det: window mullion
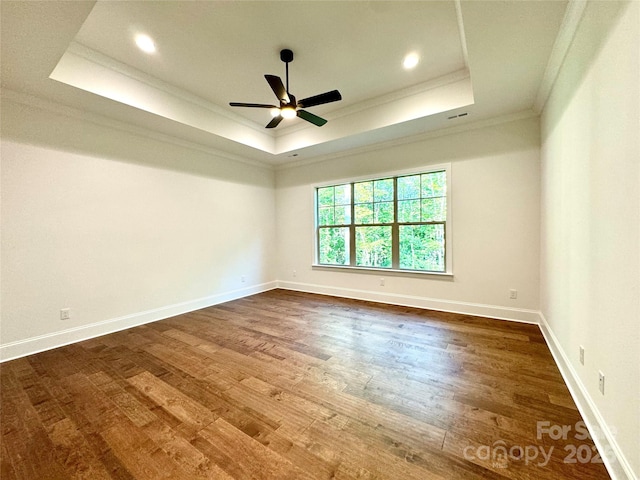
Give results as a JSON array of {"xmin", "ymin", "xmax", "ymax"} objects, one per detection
[
  {"xmin": 349, "ymin": 183, "xmax": 356, "ymax": 266},
  {"xmin": 316, "ymin": 192, "xmax": 320, "ymax": 264},
  {"xmin": 392, "ymin": 177, "xmax": 399, "ymax": 269}
]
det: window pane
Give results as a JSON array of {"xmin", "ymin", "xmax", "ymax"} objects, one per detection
[
  {"xmin": 335, "ymin": 184, "xmax": 351, "ymax": 205},
  {"xmin": 421, "ymin": 171, "xmax": 446, "ymax": 198},
  {"xmin": 421, "ymin": 197, "xmax": 446, "ymax": 222},
  {"xmin": 354, "ymin": 203, "xmax": 373, "ymax": 224},
  {"xmin": 318, "ymin": 207, "xmax": 335, "ymax": 226},
  {"xmin": 398, "ymin": 175, "xmax": 420, "ymax": 200},
  {"xmin": 399, "ymin": 224, "xmax": 445, "ymax": 271},
  {"xmin": 356, "ymin": 226, "xmax": 392, "ymax": 268},
  {"xmin": 354, "ymin": 181, "xmax": 373, "ymax": 204},
  {"xmin": 374, "ymin": 178, "xmax": 394, "ymax": 202},
  {"xmin": 334, "ymin": 205, "xmax": 351, "ymax": 225},
  {"xmin": 398, "ymin": 199, "xmax": 420, "ymax": 223},
  {"xmin": 374, "ymin": 201, "xmax": 394, "ymax": 223},
  {"xmin": 318, "ymin": 227, "xmax": 349, "ymax": 265},
  {"xmin": 318, "ymin": 187, "xmax": 334, "ymax": 207},
  {"xmin": 316, "ymin": 169, "xmax": 448, "ymax": 272}
]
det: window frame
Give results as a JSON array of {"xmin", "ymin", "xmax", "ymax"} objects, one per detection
[{"xmin": 313, "ymin": 163, "xmax": 453, "ymax": 276}]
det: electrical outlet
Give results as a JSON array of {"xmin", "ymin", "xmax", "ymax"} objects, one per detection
[
  {"xmin": 380, "ymin": 277, "xmax": 385, "ymax": 286},
  {"xmin": 241, "ymin": 275, "xmax": 246, "ymax": 283},
  {"xmin": 60, "ymin": 308, "xmax": 71, "ymax": 321},
  {"xmin": 509, "ymin": 289, "xmax": 518, "ymax": 300},
  {"xmin": 293, "ymin": 269, "xmax": 297, "ymax": 277},
  {"xmin": 598, "ymin": 371, "xmax": 605, "ymax": 395},
  {"xmin": 579, "ymin": 345, "xmax": 585, "ymax": 365}
]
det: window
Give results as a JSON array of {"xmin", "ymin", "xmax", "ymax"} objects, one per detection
[{"xmin": 315, "ymin": 167, "xmax": 450, "ymax": 273}]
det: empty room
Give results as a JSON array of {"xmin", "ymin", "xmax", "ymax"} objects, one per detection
[{"xmin": 1, "ymin": 1, "xmax": 638, "ymax": 479}]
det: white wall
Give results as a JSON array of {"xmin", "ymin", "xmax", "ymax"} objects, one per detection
[
  {"xmin": 276, "ymin": 116, "xmax": 541, "ymax": 321},
  {"xmin": 540, "ymin": 1, "xmax": 639, "ymax": 478},
  {"xmin": 0, "ymin": 98, "xmax": 277, "ymax": 359}
]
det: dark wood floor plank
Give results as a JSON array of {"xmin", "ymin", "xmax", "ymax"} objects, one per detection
[
  {"xmin": 199, "ymin": 417, "xmax": 317, "ymax": 480},
  {"xmin": 140, "ymin": 418, "xmax": 235, "ymax": 479},
  {"xmin": 0, "ymin": 363, "xmax": 70, "ymax": 479},
  {"xmin": 296, "ymin": 417, "xmax": 446, "ymax": 480},
  {"xmin": 100, "ymin": 422, "xmax": 182, "ymax": 480},
  {"xmin": 0, "ymin": 289, "xmax": 610, "ymax": 479},
  {"xmin": 46, "ymin": 417, "xmax": 114, "ymax": 480},
  {"xmin": 126, "ymin": 371, "xmax": 216, "ymax": 432}
]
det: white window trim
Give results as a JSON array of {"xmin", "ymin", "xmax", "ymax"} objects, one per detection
[{"xmin": 312, "ymin": 163, "xmax": 453, "ymax": 276}]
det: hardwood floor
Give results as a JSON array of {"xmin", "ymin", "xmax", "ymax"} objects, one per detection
[{"xmin": 1, "ymin": 289, "xmax": 610, "ymax": 479}]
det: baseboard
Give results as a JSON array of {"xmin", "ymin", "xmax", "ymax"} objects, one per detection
[
  {"xmin": 3, "ymin": 280, "xmax": 634, "ymax": 480},
  {"xmin": 0, "ymin": 281, "xmax": 278, "ymax": 363},
  {"xmin": 2, "ymin": 280, "xmax": 634, "ymax": 479},
  {"xmin": 538, "ymin": 313, "xmax": 637, "ymax": 480},
  {"xmin": 276, "ymin": 280, "xmax": 541, "ymax": 324},
  {"xmin": 277, "ymin": 280, "xmax": 636, "ymax": 479}
]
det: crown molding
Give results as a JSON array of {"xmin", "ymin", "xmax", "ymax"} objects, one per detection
[
  {"xmin": 276, "ymin": 109, "xmax": 538, "ymax": 171},
  {"xmin": 2, "ymin": 88, "xmax": 536, "ymax": 174},
  {"xmin": 454, "ymin": 0, "xmax": 470, "ymax": 69},
  {"xmin": 68, "ymin": 42, "xmax": 268, "ymax": 135},
  {"xmin": 0, "ymin": 88, "xmax": 275, "ymax": 171},
  {"xmin": 533, "ymin": 0, "xmax": 588, "ymax": 114},
  {"xmin": 276, "ymin": 68, "xmax": 471, "ymax": 137}
]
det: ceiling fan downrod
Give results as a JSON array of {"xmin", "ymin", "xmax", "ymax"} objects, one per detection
[{"xmin": 280, "ymin": 49, "xmax": 294, "ymax": 94}]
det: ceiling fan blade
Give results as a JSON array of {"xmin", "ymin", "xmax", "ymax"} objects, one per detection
[
  {"xmin": 298, "ymin": 90, "xmax": 342, "ymax": 108},
  {"xmin": 297, "ymin": 109, "xmax": 327, "ymax": 127},
  {"xmin": 265, "ymin": 115, "xmax": 283, "ymax": 129},
  {"xmin": 265, "ymin": 75, "xmax": 290, "ymax": 104},
  {"xmin": 229, "ymin": 102, "xmax": 277, "ymax": 108}
]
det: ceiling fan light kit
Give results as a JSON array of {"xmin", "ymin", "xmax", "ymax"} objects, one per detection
[
  {"xmin": 229, "ymin": 49, "xmax": 342, "ymax": 129},
  {"xmin": 280, "ymin": 107, "xmax": 297, "ymax": 119}
]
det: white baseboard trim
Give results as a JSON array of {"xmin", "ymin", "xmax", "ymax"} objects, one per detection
[
  {"xmin": 538, "ymin": 313, "xmax": 637, "ymax": 480},
  {"xmin": 2, "ymin": 281, "xmax": 635, "ymax": 479},
  {"xmin": 276, "ymin": 280, "xmax": 541, "ymax": 324},
  {"xmin": 0, "ymin": 281, "xmax": 278, "ymax": 363}
]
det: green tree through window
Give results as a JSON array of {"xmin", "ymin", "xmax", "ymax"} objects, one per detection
[{"xmin": 316, "ymin": 169, "xmax": 448, "ymax": 272}]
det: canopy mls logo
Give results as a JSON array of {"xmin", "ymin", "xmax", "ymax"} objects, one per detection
[
  {"xmin": 463, "ymin": 440, "xmax": 554, "ymax": 469},
  {"xmin": 462, "ymin": 420, "xmax": 617, "ymax": 469}
]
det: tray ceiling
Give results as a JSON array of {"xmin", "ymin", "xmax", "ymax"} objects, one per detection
[{"xmin": 1, "ymin": 1, "xmax": 569, "ymax": 165}]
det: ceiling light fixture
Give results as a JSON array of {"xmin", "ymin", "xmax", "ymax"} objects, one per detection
[
  {"xmin": 229, "ymin": 49, "xmax": 342, "ymax": 129},
  {"xmin": 403, "ymin": 52, "xmax": 419, "ymax": 70},
  {"xmin": 135, "ymin": 34, "xmax": 156, "ymax": 54},
  {"xmin": 280, "ymin": 106, "xmax": 297, "ymax": 119}
]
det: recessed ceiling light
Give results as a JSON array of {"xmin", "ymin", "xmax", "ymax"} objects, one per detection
[
  {"xmin": 135, "ymin": 34, "xmax": 156, "ymax": 54},
  {"xmin": 403, "ymin": 52, "xmax": 419, "ymax": 70}
]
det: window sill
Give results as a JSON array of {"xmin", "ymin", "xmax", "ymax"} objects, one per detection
[{"xmin": 311, "ymin": 264, "xmax": 453, "ymax": 279}]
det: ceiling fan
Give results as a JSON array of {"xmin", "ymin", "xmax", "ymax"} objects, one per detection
[{"xmin": 229, "ymin": 49, "xmax": 342, "ymax": 129}]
